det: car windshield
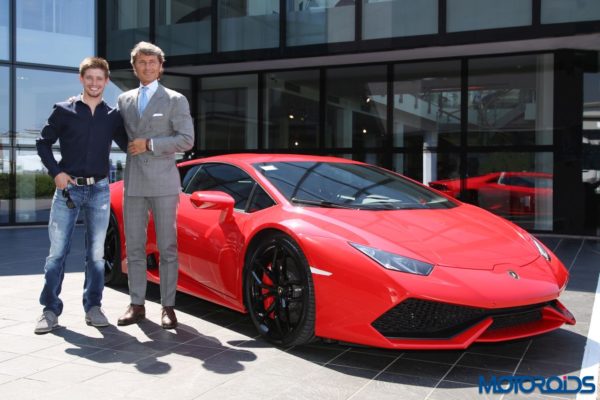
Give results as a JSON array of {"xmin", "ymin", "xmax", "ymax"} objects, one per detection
[{"xmin": 254, "ymin": 161, "xmax": 457, "ymax": 210}]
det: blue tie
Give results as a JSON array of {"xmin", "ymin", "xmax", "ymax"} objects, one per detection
[{"xmin": 138, "ymin": 86, "xmax": 148, "ymax": 115}]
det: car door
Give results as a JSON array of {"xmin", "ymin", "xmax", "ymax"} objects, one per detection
[{"xmin": 178, "ymin": 163, "xmax": 255, "ymax": 298}]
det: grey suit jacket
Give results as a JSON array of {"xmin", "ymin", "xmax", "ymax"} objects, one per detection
[{"xmin": 118, "ymin": 84, "xmax": 194, "ymax": 197}]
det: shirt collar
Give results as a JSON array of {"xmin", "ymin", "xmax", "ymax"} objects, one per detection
[
  {"xmin": 139, "ymin": 80, "xmax": 159, "ymax": 96},
  {"xmin": 76, "ymin": 94, "xmax": 107, "ymax": 108}
]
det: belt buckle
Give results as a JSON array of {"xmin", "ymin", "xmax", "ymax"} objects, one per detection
[{"xmin": 73, "ymin": 176, "xmax": 92, "ymax": 186}]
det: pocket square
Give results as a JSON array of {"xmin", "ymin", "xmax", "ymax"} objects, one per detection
[{"xmin": 152, "ymin": 113, "xmax": 163, "ymax": 117}]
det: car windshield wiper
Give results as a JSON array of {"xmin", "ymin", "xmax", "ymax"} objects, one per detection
[
  {"xmin": 360, "ymin": 201, "xmax": 428, "ymax": 210},
  {"xmin": 290, "ymin": 197, "xmax": 357, "ymax": 209}
]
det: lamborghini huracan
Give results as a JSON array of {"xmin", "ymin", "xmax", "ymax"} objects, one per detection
[{"xmin": 104, "ymin": 154, "xmax": 575, "ymax": 349}]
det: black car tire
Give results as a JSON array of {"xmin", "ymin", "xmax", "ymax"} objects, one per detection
[
  {"xmin": 244, "ymin": 233, "xmax": 315, "ymax": 347},
  {"xmin": 104, "ymin": 212, "xmax": 127, "ymax": 286}
]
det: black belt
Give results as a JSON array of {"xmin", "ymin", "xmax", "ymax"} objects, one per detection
[{"xmin": 71, "ymin": 176, "xmax": 106, "ymax": 186}]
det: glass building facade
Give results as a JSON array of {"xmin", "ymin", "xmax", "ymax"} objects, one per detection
[
  {"xmin": 1, "ymin": 0, "xmax": 126, "ymax": 225},
  {"xmin": 2, "ymin": 1, "xmax": 600, "ymax": 237}
]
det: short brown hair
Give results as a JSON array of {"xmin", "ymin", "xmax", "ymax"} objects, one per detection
[
  {"xmin": 130, "ymin": 41, "xmax": 165, "ymax": 66},
  {"xmin": 79, "ymin": 57, "xmax": 110, "ymax": 78}
]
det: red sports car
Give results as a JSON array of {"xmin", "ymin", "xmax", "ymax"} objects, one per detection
[
  {"xmin": 429, "ymin": 171, "xmax": 552, "ymax": 219},
  {"xmin": 104, "ymin": 154, "xmax": 574, "ymax": 350}
]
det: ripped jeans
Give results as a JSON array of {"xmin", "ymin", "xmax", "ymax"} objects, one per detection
[{"xmin": 39, "ymin": 178, "xmax": 110, "ymax": 315}]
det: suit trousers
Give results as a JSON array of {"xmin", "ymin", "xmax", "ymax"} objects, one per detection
[{"xmin": 124, "ymin": 194, "xmax": 179, "ymax": 306}]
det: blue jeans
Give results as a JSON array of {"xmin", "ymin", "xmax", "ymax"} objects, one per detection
[{"xmin": 39, "ymin": 178, "xmax": 110, "ymax": 315}]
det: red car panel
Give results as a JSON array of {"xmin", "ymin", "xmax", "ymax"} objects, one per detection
[{"xmin": 105, "ymin": 154, "xmax": 574, "ymax": 349}]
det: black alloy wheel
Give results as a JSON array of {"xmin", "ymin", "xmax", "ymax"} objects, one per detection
[
  {"xmin": 104, "ymin": 213, "xmax": 127, "ymax": 286},
  {"xmin": 244, "ymin": 233, "xmax": 315, "ymax": 347}
]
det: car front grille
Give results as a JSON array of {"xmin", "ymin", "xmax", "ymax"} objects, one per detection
[{"xmin": 372, "ymin": 298, "xmax": 550, "ymax": 339}]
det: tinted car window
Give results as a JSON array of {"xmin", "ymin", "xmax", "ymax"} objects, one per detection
[
  {"xmin": 247, "ymin": 185, "xmax": 275, "ymax": 212},
  {"xmin": 185, "ymin": 163, "xmax": 255, "ymax": 210},
  {"xmin": 254, "ymin": 161, "xmax": 456, "ymax": 210},
  {"xmin": 503, "ymin": 176, "xmax": 534, "ymax": 188},
  {"xmin": 180, "ymin": 164, "xmax": 202, "ymax": 190}
]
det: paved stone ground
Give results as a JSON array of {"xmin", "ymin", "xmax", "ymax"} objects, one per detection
[{"xmin": 0, "ymin": 227, "xmax": 597, "ymax": 400}]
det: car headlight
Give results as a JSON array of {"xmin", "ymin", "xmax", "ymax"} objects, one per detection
[
  {"xmin": 350, "ymin": 243, "xmax": 433, "ymax": 276},
  {"xmin": 530, "ymin": 235, "xmax": 551, "ymax": 262}
]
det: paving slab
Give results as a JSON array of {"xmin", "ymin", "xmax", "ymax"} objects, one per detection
[{"xmin": 0, "ymin": 227, "xmax": 597, "ymax": 400}]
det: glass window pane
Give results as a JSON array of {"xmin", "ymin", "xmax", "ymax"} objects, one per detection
[
  {"xmin": 219, "ymin": 0, "xmax": 279, "ymax": 51},
  {"xmin": 454, "ymin": 152, "xmax": 553, "ymax": 231},
  {"xmin": 16, "ymin": 149, "xmax": 59, "ymax": 223},
  {"xmin": 468, "ymin": 54, "xmax": 554, "ymax": 146},
  {"xmin": 582, "ymin": 72, "xmax": 600, "ymax": 236},
  {"xmin": 156, "ymin": 0, "xmax": 211, "ymax": 56},
  {"xmin": 264, "ymin": 69, "xmax": 320, "ymax": 150},
  {"xmin": 108, "ymin": 151, "xmax": 127, "ymax": 183},
  {"xmin": 395, "ymin": 152, "xmax": 461, "ymax": 186},
  {"xmin": 16, "ymin": 0, "xmax": 94, "ymax": 66},
  {"xmin": 542, "ymin": 0, "xmax": 600, "ymax": 24},
  {"xmin": 0, "ymin": 148, "xmax": 9, "ymax": 223},
  {"xmin": 447, "ymin": 0, "xmax": 531, "ymax": 32},
  {"xmin": 394, "ymin": 61, "xmax": 461, "ymax": 152},
  {"xmin": 325, "ymin": 65, "xmax": 387, "ymax": 150},
  {"xmin": 199, "ymin": 74, "xmax": 258, "ymax": 151},
  {"xmin": 106, "ymin": 0, "xmax": 150, "ymax": 61},
  {"xmin": 0, "ymin": 0, "xmax": 8, "ymax": 60},
  {"xmin": 287, "ymin": 0, "xmax": 355, "ymax": 46},
  {"xmin": 16, "ymin": 68, "xmax": 82, "ymax": 145},
  {"xmin": 363, "ymin": 0, "xmax": 437, "ymax": 40},
  {"xmin": 0, "ymin": 66, "xmax": 8, "ymax": 145}
]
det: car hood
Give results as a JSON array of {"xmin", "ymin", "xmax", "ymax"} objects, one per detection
[{"xmin": 291, "ymin": 203, "xmax": 539, "ymax": 270}]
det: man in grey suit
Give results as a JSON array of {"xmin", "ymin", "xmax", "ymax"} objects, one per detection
[{"xmin": 117, "ymin": 42, "xmax": 194, "ymax": 329}]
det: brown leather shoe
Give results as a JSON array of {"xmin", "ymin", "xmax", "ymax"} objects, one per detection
[
  {"xmin": 117, "ymin": 304, "xmax": 145, "ymax": 326},
  {"xmin": 161, "ymin": 306, "xmax": 177, "ymax": 329}
]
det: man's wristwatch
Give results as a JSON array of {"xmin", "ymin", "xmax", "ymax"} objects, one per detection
[{"xmin": 146, "ymin": 139, "xmax": 153, "ymax": 152}]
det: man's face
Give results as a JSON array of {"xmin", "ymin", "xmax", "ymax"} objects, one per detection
[
  {"xmin": 133, "ymin": 53, "xmax": 162, "ymax": 86},
  {"xmin": 79, "ymin": 68, "xmax": 108, "ymax": 99}
]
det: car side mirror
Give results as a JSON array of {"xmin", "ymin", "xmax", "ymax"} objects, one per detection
[{"xmin": 190, "ymin": 191, "xmax": 235, "ymax": 223}]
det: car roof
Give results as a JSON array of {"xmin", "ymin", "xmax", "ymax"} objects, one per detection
[{"xmin": 178, "ymin": 153, "xmax": 360, "ymax": 168}]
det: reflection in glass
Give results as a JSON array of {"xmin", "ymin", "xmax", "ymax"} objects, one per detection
[
  {"xmin": 0, "ymin": 0, "xmax": 8, "ymax": 60},
  {"xmin": 582, "ymin": 72, "xmax": 600, "ymax": 235},
  {"xmin": 199, "ymin": 75, "xmax": 258, "ymax": 150},
  {"xmin": 106, "ymin": 0, "xmax": 150, "ymax": 60},
  {"xmin": 394, "ymin": 61, "xmax": 461, "ymax": 185},
  {"xmin": 16, "ymin": 68, "xmax": 82, "ymax": 145},
  {"xmin": 219, "ymin": 0, "xmax": 279, "ymax": 52},
  {"xmin": 264, "ymin": 70, "xmax": 320, "ymax": 149},
  {"xmin": 287, "ymin": 0, "xmax": 355, "ymax": 46},
  {"xmin": 468, "ymin": 54, "xmax": 554, "ymax": 146},
  {"xmin": 0, "ymin": 148, "xmax": 9, "ymax": 223},
  {"xmin": 394, "ymin": 152, "xmax": 460, "ymax": 185},
  {"xmin": 542, "ymin": 0, "xmax": 600, "ymax": 24},
  {"xmin": 325, "ymin": 65, "xmax": 387, "ymax": 157},
  {"xmin": 156, "ymin": 0, "xmax": 211, "ymax": 56},
  {"xmin": 16, "ymin": 0, "xmax": 94, "ymax": 66},
  {"xmin": 255, "ymin": 161, "xmax": 455, "ymax": 210},
  {"xmin": 362, "ymin": 0, "xmax": 437, "ymax": 40},
  {"xmin": 16, "ymin": 149, "xmax": 59, "ymax": 223},
  {"xmin": 447, "ymin": 0, "xmax": 531, "ymax": 32},
  {"xmin": 0, "ymin": 66, "xmax": 8, "ymax": 145},
  {"xmin": 428, "ymin": 152, "xmax": 553, "ymax": 231},
  {"xmin": 109, "ymin": 151, "xmax": 126, "ymax": 183}
]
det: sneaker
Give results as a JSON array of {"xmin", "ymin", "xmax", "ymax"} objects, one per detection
[
  {"xmin": 85, "ymin": 306, "xmax": 109, "ymax": 327},
  {"xmin": 34, "ymin": 311, "xmax": 58, "ymax": 334}
]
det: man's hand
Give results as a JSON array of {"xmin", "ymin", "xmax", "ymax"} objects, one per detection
[
  {"xmin": 54, "ymin": 172, "xmax": 75, "ymax": 190},
  {"xmin": 128, "ymin": 138, "xmax": 148, "ymax": 156}
]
